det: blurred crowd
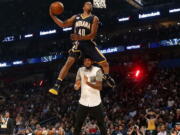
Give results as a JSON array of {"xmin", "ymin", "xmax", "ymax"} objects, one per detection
[
  {"xmin": 102, "ymin": 24, "xmax": 180, "ymax": 47},
  {"xmin": 0, "ymin": 64, "xmax": 180, "ymax": 135}
]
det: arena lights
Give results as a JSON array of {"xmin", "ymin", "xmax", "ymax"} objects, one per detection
[
  {"xmin": 138, "ymin": 11, "xmax": 160, "ymax": 19},
  {"xmin": 24, "ymin": 34, "xmax": 33, "ymax": 38},
  {"xmin": 118, "ymin": 17, "xmax": 130, "ymax": 22},
  {"xmin": 13, "ymin": 61, "xmax": 23, "ymax": 65},
  {"xmin": 128, "ymin": 67, "xmax": 144, "ymax": 81},
  {"xmin": 41, "ymin": 55, "xmax": 59, "ymax": 63},
  {"xmin": 0, "ymin": 63, "xmax": 7, "ymax": 67},
  {"xmin": 159, "ymin": 38, "xmax": 180, "ymax": 46},
  {"xmin": 126, "ymin": 45, "xmax": 140, "ymax": 50},
  {"xmin": 39, "ymin": 80, "xmax": 44, "ymax": 86},
  {"xmin": 0, "ymin": 54, "xmax": 64, "ymax": 68},
  {"xmin": 63, "ymin": 27, "xmax": 72, "ymax": 31},
  {"xmin": 40, "ymin": 29, "xmax": 56, "ymax": 36},
  {"xmin": 135, "ymin": 70, "xmax": 140, "ymax": 78},
  {"xmin": 101, "ymin": 47, "xmax": 118, "ymax": 54},
  {"xmin": 169, "ymin": 8, "xmax": 180, "ymax": 13},
  {"xmin": 2, "ymin": 36, "xmax": 15, "ymax": 42},
  {"xmin": 134, "ymin": 68, "xmax": 143, "ymax": 80}
]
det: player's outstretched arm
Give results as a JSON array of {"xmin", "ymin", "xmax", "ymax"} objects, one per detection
[
  {"xmin": 50, "ymin": 8, "xmax": 76, "ymax": 28},
  {"xmin": 71, "ymin": 16, "xmax": 99, "ymax": 40}
]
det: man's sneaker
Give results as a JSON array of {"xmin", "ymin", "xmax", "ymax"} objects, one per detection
[
  {"xmin": 49, "ymin": 80, "xmax": 62, "ymax": 95},
  {"xmin": 103, "ymin": 74, "xmax": 116, "ymax": 88}
]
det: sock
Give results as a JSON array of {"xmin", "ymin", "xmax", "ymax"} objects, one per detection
[
  {"xmin": 57, "ymin": 78, "xmax": 63, "ymax": 81},
  {"xmin": 55, "ymin": 78, "xmax": 63, "ymax": 85},
  {"xmin": 103, "ymin": 74, "xmax": 109, "ymax": 79}
]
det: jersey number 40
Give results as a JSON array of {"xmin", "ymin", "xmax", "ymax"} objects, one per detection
[{"xmin": 78, "ymin": 29, "xmax": 86, "ymax": 36}]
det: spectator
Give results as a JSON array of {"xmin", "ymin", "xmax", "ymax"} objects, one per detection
[
  {"xmin": 145, "ymin": 111, "xmax": 159, "ymax": 135},
  {"xmin": 170, "ymin": 122, "xmax": 180, "ymax": 135},
  {"xmin": 127, "ymin": 125, "xmax": 141, "ymax": 135},
  {"xmin": 157, "ymin": 124, "xmax": 169, "ymax": 135}
]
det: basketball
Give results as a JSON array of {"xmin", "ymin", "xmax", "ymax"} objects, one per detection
[{"xmin": 50, "ymin": 2, "xmax": 64, "ymax": 15}]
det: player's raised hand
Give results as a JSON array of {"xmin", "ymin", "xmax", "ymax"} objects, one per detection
[{"xmin": 49, "ymin": 6, "xmax": 54, "ymax": 17}]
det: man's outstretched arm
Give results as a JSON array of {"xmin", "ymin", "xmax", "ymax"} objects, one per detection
[{"xmin": 50, "ymin": 7, "xmax": 76, "ymax": 28}]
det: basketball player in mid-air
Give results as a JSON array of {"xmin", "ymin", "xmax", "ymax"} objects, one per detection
[{"xmin": 49, "ymin": 1, "xmax": 115, "ymax": 95}]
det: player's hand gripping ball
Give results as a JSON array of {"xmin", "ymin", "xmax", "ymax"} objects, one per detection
[{"xmin": 50, "ymin": 1, "xmax": 64, "ymax": 15}]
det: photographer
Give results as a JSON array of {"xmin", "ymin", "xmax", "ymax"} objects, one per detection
[
  {"xmin": 0, "ymin": 111, "xmax": 14, "ymax": 135},
  {"xmin": 127, "ymin": 125, "xmax": 142, "ymax": 135}
]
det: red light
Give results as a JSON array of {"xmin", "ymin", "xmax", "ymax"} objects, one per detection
[
  {"xmin": 39, "ymin": 80, "xmax": 43, "ymax": 86},
  {"xmin": 127, "ymin": 66, "xmax": 144, "ymax": 81},
  {"xmin": 135, "ymin": 70, "xmax": 140, "ymax": 77}
]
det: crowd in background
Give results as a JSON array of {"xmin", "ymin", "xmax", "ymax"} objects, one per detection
[
  {"xmin": 0, "ymin": 0, "xmax": 179, "ymax": 134},
  {"xmin": 0, "ymin": 63, "xmax": 180, "ymax": 135},
  {"xmin": 103, "ymin": 24, "xmax": 180, "ymax": 47}
]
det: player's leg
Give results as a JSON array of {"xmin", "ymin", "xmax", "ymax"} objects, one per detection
[
  {"xmin": 49, "ymin": 56, "xmax": 76, "ymax": 95},
  {"xmin": 92, "ymin": 47, "xmax": 109, "ymax": 74},
  {"xmin": 97, "ymin": 58, "xmax": 109, "ymax": 74},
  {"xmin": 49, "ymin": 42, "xmax": 81, "ymax": 95},
  {"xmin": 74, "ymin": 104, "xmax": 89, "ymax": 135},
  {"xmin": 83, "ymin": 43, "xmax": 115, "ymax": 88},
  {"xmin": 58, "ymin": 56, "xmax": 76, "ymax": 80},
  {"xmin": 98, "ymin": 61, "xmax": 115, "ymax": 88},
  {"xmin": 90, "ymin": 104, "xmax": 107, "ymax": 135}
]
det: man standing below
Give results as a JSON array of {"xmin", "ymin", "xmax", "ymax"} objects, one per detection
[
  {"xmin": 0, "ymin": 111, "xmax": 14, "ymax": 135},
  {"xmin": 73, "ymin": 56, "xmax": 107, "ymax": 135}
]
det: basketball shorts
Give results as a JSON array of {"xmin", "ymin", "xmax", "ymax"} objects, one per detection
[{"xmin": 69, "ymin": 40, "xmax": 106, "ymax": 63}]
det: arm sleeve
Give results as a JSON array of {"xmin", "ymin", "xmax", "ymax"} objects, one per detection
[
  {"xmin": 96, "ymin": 69, "xmax": 103, "ymax": 81},
  {"xmin": 76, "ymin": 68, "xmax": 81, "ymax": 81}
]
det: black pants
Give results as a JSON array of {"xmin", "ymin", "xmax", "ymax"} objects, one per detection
[{"xmin": 74, "ymin": 103, "xmax": 107, "ymax": 135}]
